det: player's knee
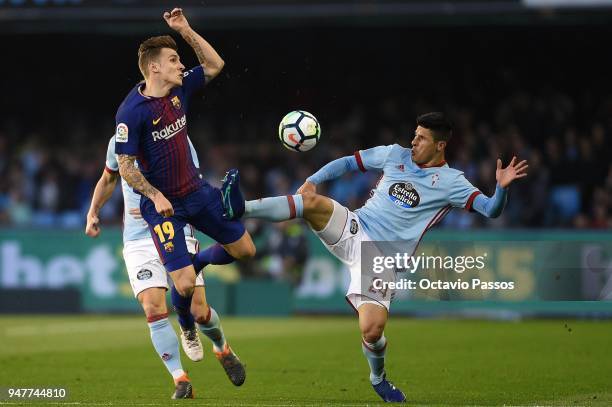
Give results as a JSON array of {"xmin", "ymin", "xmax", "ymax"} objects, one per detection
[
  {"xmin": 301, "ymin": 191, "xmax": 321, "ymax": 210},
  {"xmin": 138, "ymin": 288, "xmax": 167, "ymax": 318},
  {"xmin": 361, "ymin": 322, "xmax": 385, "ymax": 343},
  {"xmin": 140, "ymin": 300, "xmax": 167, "ymax": 319},
  {"xmin": 241, "ymin": 240, "xmax": 256, "ymax": 259},
  {"xmin": 174, "ymin": 280, "xmax": 195, "ymax": 297},
  {"xmin": 302, "ymin": 193, "xmax": 333, "ymax": 220},
  {"xmin": 233, "ymin": 240, "xmax": 256, "ymax": 260}
]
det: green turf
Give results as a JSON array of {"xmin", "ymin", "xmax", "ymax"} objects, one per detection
[{"xmin": 0, "ymin": 315, "xmax": 611, "ymax": 406}]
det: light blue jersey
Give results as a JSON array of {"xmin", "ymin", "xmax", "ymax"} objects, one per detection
[
  {"xmin": 353, "ymin": 144, "xmax": 480, "ymax": 249},
  {"xmin": 105, "ymin": 135, "xmax": 201, "ymax": 243}
]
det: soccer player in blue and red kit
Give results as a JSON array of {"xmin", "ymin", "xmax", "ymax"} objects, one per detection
[
  {"xmin": 222, "ymin": 112, "xmax": 528, "ymax": 402},
  {"xmin": 114, "ymin": 8, "xmax": 255, "ymax": 397}
]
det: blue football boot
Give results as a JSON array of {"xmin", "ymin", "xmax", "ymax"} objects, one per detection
[
  {"xmin": 372, "ymin": 374, "xmax": 406, "ymax": 403},
  {"xmin": 221, "ymin": 169, "xmax": 245, "ymax": 220}
]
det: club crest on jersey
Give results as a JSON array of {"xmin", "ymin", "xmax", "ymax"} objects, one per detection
[
  {"xmin": 388, "ymin": 182, "xmax": 421, "ymax": 208},
  {"xmin": 396, "ymin": 164, "xmax": 405, "ymax": 172},
  {"xmin": 431, "ymin": 173, "xmax": 440, "ymax": 186},
  {"xmin": 164, "ymin": 242, "xmax": 174, "ymax": 253},
  {"xmin": 171, "ymin": 96, "xmax": 181, "ymax": 110},
  {"xmin": 152, "ymin": 115, "xmax": 186, "ymax": 141}
]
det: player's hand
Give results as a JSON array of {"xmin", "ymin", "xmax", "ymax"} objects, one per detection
[
  {"xmin": 85, "ymin": 212, "xmax": 100, "ymax": 238},
  {"xmin": 496, "ymin": 156, "xmax": 528, "ymax": 188},
  {"xmin": 153, "ymin": 193, "xmax": 174, "ymax": 217},
  {"xmin": 296, "ymin": 181, "xmax": 316, "ymax": 195},
  {"xmin": 163, "ymin": 8, "xmax": 190, "ymax": 34},
  {"xmin": 128, "ymin": 208, "xmax": 142, "ymax": 219}
]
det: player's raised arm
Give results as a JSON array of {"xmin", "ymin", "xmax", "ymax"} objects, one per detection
[
  {"xmin": 117, "ymin": 154, "xmax": 174, "ymax": 217},
  {"xmin": 163, "ymin": 8, "xmax": 225, "ymax": 83},
  {"xmin": 85, "ymin": 169, "xmax": 119, "ymax": 238},
  {"xmin": 297, "ymin": 155, "xmax": 360, "ymax": 194}
]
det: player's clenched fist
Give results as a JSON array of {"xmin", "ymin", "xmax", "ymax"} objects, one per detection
[
  {"xmin": 153, "ymin": 194, "xmax": 174, "ymax": 217},
  {"xmin": 85, "ymin": 212, "xmax": 100, "ymax": 238},
  {"xmin": 163, "ymin": 8, "xmax": 190, "ymax": 33}
]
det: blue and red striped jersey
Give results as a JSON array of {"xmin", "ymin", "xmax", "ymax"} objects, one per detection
[{"xmin": 114, "ymin": 66, "xmax": 205, "ymax": 198}]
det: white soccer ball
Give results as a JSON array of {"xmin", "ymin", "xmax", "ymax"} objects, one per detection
[{"xmin": 278, "ymin": 110, "xmax": 321, "ymax": 152}]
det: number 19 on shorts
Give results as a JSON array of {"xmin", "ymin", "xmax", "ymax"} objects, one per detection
[
  {"xmin": 153, "ymin": 221, "xmax": 175, "ymax": 242},
  {"xmin": 153, "ymin": 221, "xmax": 175, "ymax": 253}
]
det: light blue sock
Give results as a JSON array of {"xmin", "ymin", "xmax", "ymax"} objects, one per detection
[
  {"xmin": 244, "ymin": 195, "xmax": 304, "ymax": 221},
  {"xmin": 197, "ymin": 307, "xmax": 227, "ymax": 352},
  {"xmin": 148, "ymin": 316, "xmax": 185, "ymax": 380},
  {"xmin": 362, "ymin": 335, "xmax": 387, "ymax": 385}
]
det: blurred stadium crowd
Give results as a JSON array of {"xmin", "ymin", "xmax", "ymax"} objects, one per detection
[
  {"xmin": 1, "ymin": 89, "xmax": 610, "ymax": 230},
  {"xmin": 1, "ymin": 28, "xmax": 610, "ymax": 232}
]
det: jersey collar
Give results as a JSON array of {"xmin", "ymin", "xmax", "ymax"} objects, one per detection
[
  {"xmin": 418, "ymin": 160, "xmax": 447, "ymax": 168},
  {"xmin": 137, "ymin": 83, "xmax": 152, "ymax": 99}
]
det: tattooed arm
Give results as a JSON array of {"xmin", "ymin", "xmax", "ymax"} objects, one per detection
[
  {"xmin": 163, "ymin": 8, "xmax": 225, "ymax": 82},
  {"xmin": 117, "ymin": 154, "xmax": 174, "ymax": 217}
]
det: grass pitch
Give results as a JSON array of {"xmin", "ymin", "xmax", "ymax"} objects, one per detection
[{"xmin": 0, "ymin": 315, "xmax": 611, "ymax": 406}]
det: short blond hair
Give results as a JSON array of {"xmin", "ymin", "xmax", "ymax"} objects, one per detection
[{"xmin": 137, "ymin": 35, "xmax": 178, "ymax": 78}]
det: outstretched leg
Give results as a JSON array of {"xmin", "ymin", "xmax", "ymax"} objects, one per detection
[
  {"xmin": 221, "ymin": 168, "xmax": 334, "ymax": 230},
  {"xmin": 245, "ymin": 192, "xmax": 333, "ymax": 231}
]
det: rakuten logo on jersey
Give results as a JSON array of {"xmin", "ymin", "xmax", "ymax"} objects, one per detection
[{"xmin": 152, "ymin": 115, "xmax": 187, "ymax": 141}]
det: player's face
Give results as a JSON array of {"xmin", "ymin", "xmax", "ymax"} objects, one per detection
[
  {"xmin": 411, "ymin": 126, "xmax": 439, "ymax": 164},
  {"xmin": 155, "ymin": 48, "xmax": 185, "ymax": 87}
]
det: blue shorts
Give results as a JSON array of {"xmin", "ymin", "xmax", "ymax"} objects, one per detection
[{"xmin": 140, "ymin": 183, "xmax": 245, "ymax": 272}]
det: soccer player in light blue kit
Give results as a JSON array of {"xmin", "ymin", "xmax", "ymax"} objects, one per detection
[
  {"xmin": 85, "ymin": 135, "xmax": 243, "ymax": 399},
  {"xmin": 222, "ymin": 112, "xmax": 528, "ymax": 402}
]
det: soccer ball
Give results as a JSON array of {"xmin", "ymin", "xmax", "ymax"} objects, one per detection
[{"xmin": 278, "ymin": 110, "xmax": 321, "ymax": 152}]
